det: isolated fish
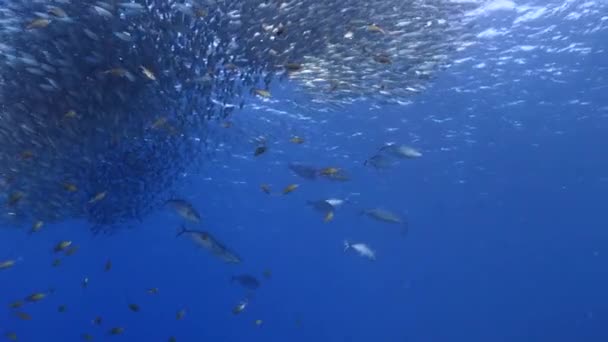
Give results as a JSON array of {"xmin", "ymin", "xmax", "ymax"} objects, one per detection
[
  {"xmin": 381, "ymin": 144, "xmax": 423, "ymax": 159},
  {"xmin": 166, "ymin": 199, "xmax": 201, "ymax": 223},
  {"xmin": 362, "ymin": 208, "xmax": 408, "ymax": 236},
  {"xmin": 344, "ymin": 240, "xmax": 376, "ymax": 261},
  {"xmin": 177, "ymin": 226, "xmax": 241, "ymax": 264},
  {"xmin": 231, "ymin": 274, "xmax": 260, "ymax": 290}
]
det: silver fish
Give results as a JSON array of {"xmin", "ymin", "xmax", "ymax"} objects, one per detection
[
  {"xmin": 166, "ymin": 199, "xmax": 201, "ymax": 223},
  {"xmin": 344, "ymin": 240, "xmax": 376, "ymax": 261},
  {"xmin": 177, "ymin": 227, "xmax": 241, "ymax": 264},
  {"xmin": 362, "ymin": 208, "xmax": 408, "ymax": 236}
]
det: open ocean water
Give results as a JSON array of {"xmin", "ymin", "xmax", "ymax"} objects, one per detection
[{"xmin": 1, "ymin": 0, "xmax": 608, "ymax": 341}]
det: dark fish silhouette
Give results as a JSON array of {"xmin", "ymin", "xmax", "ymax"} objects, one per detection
[{"xmin": 231, "ymin": 274, "xmax": 260, "ymax": 290}]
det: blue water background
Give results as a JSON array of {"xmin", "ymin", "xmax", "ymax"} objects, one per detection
[{"xmin": 2, "ymin": 14, "xmax": 608, "ymax": 342}]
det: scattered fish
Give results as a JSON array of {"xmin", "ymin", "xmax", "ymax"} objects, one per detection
[
  {"xmin": 177, "ymin": 226, "xmax": 241, "ymax": 264},
  {"xmin": 361, "ymin": 208, "xmax": 408, "ymax": 236},
  {"xmin": 344, "ymin": 240, "xmax": 376, "ymax": 260},
  {"xmin": 54, "ymin": 240, "xmax": 72, "ymax": 253},
  {"xmin": 232, "ymin": 299, "xmax": 248, "ymax": 315},
  {"xmin": 283, "ymin": 184, "xmax": 299, "ymax": 195},
  {"xmin": 0, "ymin": 259, "xmax": 16, "ymax": 270},
  {"xmin": 231, "ymin": 275, "xmax": 260, "ymax": 290}
]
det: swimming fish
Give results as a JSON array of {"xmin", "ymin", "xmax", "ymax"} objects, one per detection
[
  {"xmin": 380, "ymin": 144, "xmax": 423, "ymax": 159},
  {"xmin": 231, "ymin": 274, "xmax": 260, "ymax": 290},
  {"xmin": 166, "ymin": 199, "xmax": 201, "ymax": 223},
  {"xmin": 344, "ymin": 240, "xmax": 376, "ymax": 260},
  {"xmin": 361, "ymin": 208, "xmax": 408, "ymax": 236},
  {"xmin": 177, "ymin": 227, "xmax": 241, "ymax": 264}
]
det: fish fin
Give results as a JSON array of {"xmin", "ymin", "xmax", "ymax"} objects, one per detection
[
  {"xmin": 176, "ymin": 225, "xmax": 188, "ymax": 237},
  {"xmin": 343, "ymin": 240, "xmax": 350, "ymax": 252}
]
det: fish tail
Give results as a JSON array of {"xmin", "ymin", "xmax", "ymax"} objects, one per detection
[
  {"xmin": 176, "ymin": 225, "xmax": 188, "ymax": 237},
  {"xmin": 343, "ymin": 240, "xmax": 350, "ymax": 252}
]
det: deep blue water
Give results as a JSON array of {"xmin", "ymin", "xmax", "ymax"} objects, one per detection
[{"xmin": 3, "ymin": 2, "xmax": 608, "ymax": 342}]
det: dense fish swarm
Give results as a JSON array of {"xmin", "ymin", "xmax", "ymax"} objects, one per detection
[{"xmin": 0, "ymin": 0, "xmax": 479, "ymax": 231}]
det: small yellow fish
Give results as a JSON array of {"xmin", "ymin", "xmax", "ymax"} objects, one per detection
[
  {"xmin": 0, "ymin": 259, "xmax": 16, "ymax": 270},
  {"xmin": 63, "ymin": 182, "xmax": 78, "ymax": 192},
  {"xmin": 5, "ymin": 332, "xmax": 17, "ymax": 341},
  {"xmin": 25, "ymin": 292, "xmax": 47, "ymax": 302},
  {"xmin": 64, "ymin": 110, "xmax": 77, "ymax": 119},
  {"xmin": 282, "ymin": 184, "xmax": 299, "ymax": 195},
  {"xmin": 176, "ymin": 309, "xmax": 186, "ymax": 320},
  {"xmin": 27, "ymin": 18, "xmax": 51, "ymax": 30},
  {"xmin": 254, "ymin": 89, "xmax": 271, "ymax": 98},
  {"xmin": 221, "ymin": 121, "xmax": 233, "ymax": 128},
  {"xmin": 289, "ymin": 136, "xmax": 305, "ymax": 144},
  {"xmin": 260, "ymin": 184, "xmax": 271, "ymax": 195},
  {"xmin": 108, "ymin": 327, "xmax": 124, "ymax": 335},
  {"xmin": 58, "ymin": 305, "xmax": 67, "ymax": 313},
  {"xmin": 88, "ymin": 191, "xmax": 107, "ymax": 204},
  {"xmin": 52, "ymin": 258, "xmax": 62, "ymax": 267},
  {"xmin": 9, "ymin": 301, "xmax": 23, "ymax": 309},
  {"xmin": 255, "ymin": 319, "xmax": 263, "ymax": 326},
  {"xmin": 147, "ymin": 287, "xmax": 159, "ymax": 295},
  {"xmin": 54, "ymin": 240, "xmax": 72, "ymax": 253},
  {"xmin": 128, "ymin": 303, "xmax": 140, "ymax": 312},
  {"xmin": 30, "ymin": 220, "xmax": 44, "ymax": 233},
  {"xmin": 319, "ymin": 167, "xmax": 340, "ymax": 176},
  {"xmin": 324, "ymin": 211, "xmax": 334, "ymax": 222},
  {"xmin": 168, "ymin": 337, "xmax": 177, "ymax": 342},
  {"xmin": 11, "ymin": 311, "xmax": 27, "ymax": 322},
  {"xmin": 140, "ymin": 66, "xmax": 156, "ymax": 81}
]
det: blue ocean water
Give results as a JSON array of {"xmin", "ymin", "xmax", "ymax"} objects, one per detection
[{"xmin": 2, "ymin": 1, "xmax": 608, "ymax": 341}]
